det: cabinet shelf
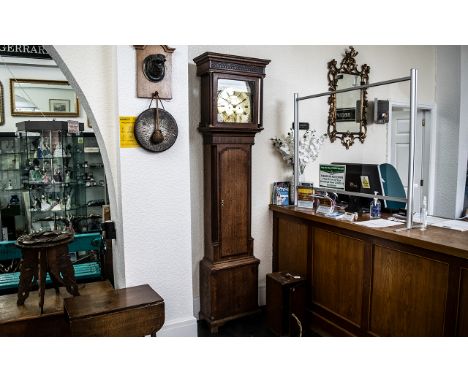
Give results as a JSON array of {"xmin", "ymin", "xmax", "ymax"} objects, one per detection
[
  {"xmin": 30, "ymin": 206, "xmax": 86, "ymax": 214},
  {"xmin": 24, "ymin": 155, "xmax": 73, "ymax": 160},
  {"xmin": 23, "ymin": 183, "xmax": 85, "ymax": 189},
  {"xmin": 29, "ymin": 204, "xmax": 103, "ymax": 214}
]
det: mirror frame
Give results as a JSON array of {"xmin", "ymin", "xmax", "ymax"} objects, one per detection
[
  {"xmin": 327, "ymin": 46, "xmax": 370, "ymax": 149},
  {"xmin": 9, "ymin": 78, "xmax": 80, "ymax": 117}
]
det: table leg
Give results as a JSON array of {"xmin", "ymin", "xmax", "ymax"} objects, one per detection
[
  {"xmin": 38, "ymin": 250, "xmax": 48, "ymax": 314},
  {"xmin": 47, "ymin": 246, "xmax": 64, "ymax": 294},
  {"xmin": 17, "ymin": 251, "xmax": 38, "ymax": 306},
  {"xmin": 58, "ymin": 249, "xmax": 79, "ymax": 296}
]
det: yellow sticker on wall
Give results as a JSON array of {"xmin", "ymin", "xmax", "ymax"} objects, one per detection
[
  {"xmin": 360, "ymin": 175, "xmax": 370, "ymax": 189},
  {"xmin": 120, "ymin": 116, "xmax": 139, "ymax": 148}
]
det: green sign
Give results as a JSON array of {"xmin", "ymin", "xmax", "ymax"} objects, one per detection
[{"xmin": 319, "ymin": 164, "xmax": 346, "ymax": 189}]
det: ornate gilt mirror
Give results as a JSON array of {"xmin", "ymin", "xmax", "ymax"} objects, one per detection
[{"xmin": 327, "ymin": 46, "xmax": 370, "ymax": 149}]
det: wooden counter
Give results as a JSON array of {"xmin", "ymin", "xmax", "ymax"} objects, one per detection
[{"xmin": 270, "ymin": 205, "xmax": 468, "ymax": 336}]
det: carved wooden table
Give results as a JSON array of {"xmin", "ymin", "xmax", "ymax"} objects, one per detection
[{"xmin": 16, "ymin": 231, "xmax": 79, "ymax": 314}]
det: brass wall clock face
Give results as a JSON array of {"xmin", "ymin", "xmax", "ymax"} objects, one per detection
[
  {"xmin": 216, "ymin": 79, "xmax": 253, "ymax": 123},
  {"xmin": 134, "ymin": 107, "xmax": 178, "ymax": 152}
]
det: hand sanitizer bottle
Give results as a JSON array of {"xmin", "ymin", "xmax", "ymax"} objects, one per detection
[
  {"xmin": 420, "ymin": 196, "xmax": 428, "ymax": 231},
  {"xmin": 370, "ymin": 191, "xmax": 381, "ymax": 219}
]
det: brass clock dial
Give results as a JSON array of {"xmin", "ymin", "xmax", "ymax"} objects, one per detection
[{"xmin": 217, "ymin": 79, "xmax": 252, "ymax": 123}]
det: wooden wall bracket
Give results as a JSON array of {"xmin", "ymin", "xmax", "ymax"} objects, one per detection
[{"xmin": 134, "ymin": 45, "xmax": 175, "ymax": 100}]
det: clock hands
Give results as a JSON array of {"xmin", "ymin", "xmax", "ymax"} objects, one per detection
[
  {"xmin": 232, "ymin": 97, "xmax": 249, "ymax": 107},
  {"xmin": 219, "ymin": 96, "xmax": 231, "ymax": 103},
  {"xmin": 218, "ymin": 89, "xmax": 250, "ymax": 123}
]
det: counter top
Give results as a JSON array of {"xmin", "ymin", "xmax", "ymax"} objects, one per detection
[{"xmin": 270, "ymin": 205, "xmax": 468, "ymax": 260}]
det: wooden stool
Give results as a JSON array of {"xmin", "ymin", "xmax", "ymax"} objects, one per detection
[
  {"xmin": 16, "ymin": 231, "xmax": 79, "ymax": 314},
  {"xmin": 64, "ymin": 284, "xmax": 165, "ymax": 336}
]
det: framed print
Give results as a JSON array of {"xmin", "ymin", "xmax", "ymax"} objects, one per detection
[
  {"xmin": 49, "ymin": 99, "xmax": 70, "ymax": 113},
  {"xmin": 0, "ymin": 81, "xmax": 4, "ymax": 125}
]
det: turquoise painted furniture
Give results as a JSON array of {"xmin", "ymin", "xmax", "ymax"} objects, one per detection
[
  {"xmin": 0, "ymin": 232, "xmax": 102, "ymax": 291},
  {"xmin": 379, "ymin": 163, "xmax": 407, "ymax": 211}
]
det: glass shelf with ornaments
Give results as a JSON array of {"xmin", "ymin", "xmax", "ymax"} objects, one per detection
[{"xmin": 16, "ymin": 120, "xmax": 86, "ymax": 234}]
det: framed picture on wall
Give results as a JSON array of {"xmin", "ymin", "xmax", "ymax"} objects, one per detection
[
  {"xmin": 49, "ymin": 99, "xmax": 70, "ymax": 113},
  {"xmin": 0, "ymin": 81, "xmax": 4, "ymax": 126}
]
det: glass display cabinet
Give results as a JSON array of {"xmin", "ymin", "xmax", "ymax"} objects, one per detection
[
  {"xmin": 78, "ymin": 131, "xmax": 108, "ymax": 234},
  {"xmin": 0, "ymin": 133, "xmax": 23, "ymax": 241},
  {"xmin": 16, "ymin": 120, "xmax": 86, "ymax": 233},
  {"xmin": 0, "ymin": 124, "xmax": 107, "ymax": 294}
]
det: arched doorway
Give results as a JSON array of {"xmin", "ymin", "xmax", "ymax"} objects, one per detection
[{"xmin": 45, "ymin": 46, "xmax": 124, "ymax": 288}]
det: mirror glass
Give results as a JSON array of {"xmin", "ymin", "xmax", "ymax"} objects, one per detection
[
  {"xmin": 327, "ymin": 47, "xmax": 369, "ymax": 149},
  {"xmin": 10, "ymin": 79, "xmax": 79, "ymax": 117},
  {"xmin": 335, "ymin": 73, "xmax": 361, "ymax": 133}
]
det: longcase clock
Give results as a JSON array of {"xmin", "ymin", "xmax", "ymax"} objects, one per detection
[{"xmin": 194, "ymin": 52, "xmax": 270, "ymax": 333}]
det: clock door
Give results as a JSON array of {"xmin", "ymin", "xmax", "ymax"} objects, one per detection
[
  {"xmin": 213, "ymin": 73, "xmax": 259, "ymax": 128},
  {"xmin": 219, "ymin": 145, "xmax": 250, "ymax": 258}
]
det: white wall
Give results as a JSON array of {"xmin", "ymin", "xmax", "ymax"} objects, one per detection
[
  {"xmin": 47, "ymin": 45, "xmax": 125, "ymax": 288},
  {"xmin": 116, "ymin": 45, "xmax": 196, "ymax": 336},
  {"xmin": 52, "ymin": 45, "xmax": 197, "ymax": 336},
  {"xmin": 457, "ymin": 46, "xmax": 468, "ymax": 215},
  {"xmin": 188, "ymin": 45, "xmax": 436, "ymax": 312},
  {"xmin": 434, "ymin": 46, "xmax": 463, "ymax": 218}
]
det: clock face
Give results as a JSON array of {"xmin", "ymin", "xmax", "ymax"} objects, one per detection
[{"xmin": 217, "ymin": 79, "xmax": 253, "ymax": 123}]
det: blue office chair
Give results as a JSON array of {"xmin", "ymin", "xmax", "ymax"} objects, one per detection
[{"xmin": 379, "ymin": 163, "xmax": 406, "ymax": 211}]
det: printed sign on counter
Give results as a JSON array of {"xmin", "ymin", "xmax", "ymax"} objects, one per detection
[
  {"xmin": 120, "ymin": 116, "xmax": 139, "ymax": 148},
  {"xmin": 360, "ymin": 175, "xmax": 370, "ymax": 189},
  {"xmin": 319, "ymin": 164, "xmax": 346, "ymax": 189}
]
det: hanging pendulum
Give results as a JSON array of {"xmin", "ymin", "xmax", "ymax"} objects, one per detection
[{"xmin": 150, "ymin": 95, "xmax": 164, "ymax": 144}]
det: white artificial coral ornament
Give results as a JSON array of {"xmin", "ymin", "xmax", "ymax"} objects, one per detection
[{"xmin": 271, "ymin": 127, "xmax": 326, "ymax": 174}]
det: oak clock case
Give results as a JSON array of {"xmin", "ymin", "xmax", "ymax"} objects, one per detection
[{"xmin": 194, "ymin": 52, "xmax": 270, "ymax": 333}]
